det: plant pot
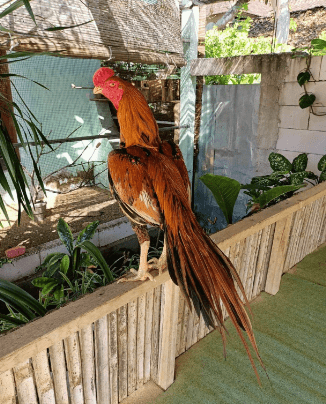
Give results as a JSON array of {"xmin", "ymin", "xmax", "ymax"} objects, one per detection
[{"xmin": 33, "ymin": 201, "xmax": 47, "ymax": 223}]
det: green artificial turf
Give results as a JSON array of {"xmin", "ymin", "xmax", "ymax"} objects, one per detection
[{"xmin": 152, "ymin": 246, "xmax": 326, "ymax": 404}]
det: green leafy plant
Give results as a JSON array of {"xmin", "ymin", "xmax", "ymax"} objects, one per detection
[
  {"xmin": 32, "ymin": 218, "xmax": 113, "ymax": 304},
  {"xmin": 0, "ymin": 1, "xmax": 94, "ymax": 227},
  {"xmin": 205, "ymin": 15, "xmax": 290, "ymax": 85},
  {"xmin": 200, "ymin": 152, "xmax": 326, "ymax": 225},
  {"xmin": 0, "ymin": 278, "xmax": 47, "ymax": 332}
]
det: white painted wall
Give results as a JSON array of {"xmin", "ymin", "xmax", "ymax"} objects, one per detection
[{"xmin": 277, "ymin": 55, "xmax": 326, "ymax": 174}]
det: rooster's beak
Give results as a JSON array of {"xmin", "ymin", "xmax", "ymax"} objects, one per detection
[{"xmin": 93, "ymin": 86, "xmax": 102, "ymax": 94}]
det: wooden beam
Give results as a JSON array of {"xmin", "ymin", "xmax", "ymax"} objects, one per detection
[
  {"xmin": 264, "ymin": 214, "xmax": 292, "ymax": 295},
  {"xmin": 179, "ymin": 5, "xmax": 200, "ymax": 187},
  {"xmin": 0, "ymin": 271, "xmax": 170, "ymax": 375},
  {"xmin": 156, "ymin": 280, "xmax": 180, "ymax": 390},
  {"xmin": 190, "ymin": 53, "xmax": 296, "ymax": 76}
]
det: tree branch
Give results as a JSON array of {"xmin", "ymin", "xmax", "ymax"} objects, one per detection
[{"xmin": 207, "ymin": 0, "xmax": 248, "ymax": 31}]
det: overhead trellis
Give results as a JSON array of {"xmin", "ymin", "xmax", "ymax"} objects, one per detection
[{"xmin": 0, "ymin": 0, "xmax": 185, "ymax": 66}]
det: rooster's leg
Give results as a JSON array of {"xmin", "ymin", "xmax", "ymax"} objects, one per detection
[
  {"xmin": 117, "ymin": 224, "xmax": 155, "ymax": 283},
  {"xmin": 148, "ymin": 233, "xmax": 167, "ymax": 274}
]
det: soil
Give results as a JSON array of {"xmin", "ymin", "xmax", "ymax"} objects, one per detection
[
  {"xmin": 249, "ymin": 7, "xmax": 326, "ymax": 48},
  {"xmin": 0, "ymin": 186, "xmax": 124, "ymax": 258}
]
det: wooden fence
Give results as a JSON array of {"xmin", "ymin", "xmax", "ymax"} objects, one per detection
[{"xmin": 1, "ymin": 182, "xmax": 326, "ymax": 404}]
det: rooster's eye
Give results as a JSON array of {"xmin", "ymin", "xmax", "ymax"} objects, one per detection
[{"xmin": 109, "ymin": 82, "xmax": 115, "ymax": 87}]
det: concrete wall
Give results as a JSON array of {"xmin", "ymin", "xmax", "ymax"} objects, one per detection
[
  {"xmin": 192, "ymin": 53, "xmax": 326, "ymax": 231},
  {"xmin": 277, "ymin": 56, "xmax": 326, "ymax": 173}
]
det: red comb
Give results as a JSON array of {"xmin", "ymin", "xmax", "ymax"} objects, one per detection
[{"xmin": 93, "ymin": 67, "xmax": 115, "ymax": 86}]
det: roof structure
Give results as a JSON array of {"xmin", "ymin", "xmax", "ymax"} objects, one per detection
[
  {"xmin": 0, "ymin": 0, "xmax": 185, "ymax": 66},
  {"xmin": 206, "ymin": 0, "xmax": 326, "ymax": 19}
]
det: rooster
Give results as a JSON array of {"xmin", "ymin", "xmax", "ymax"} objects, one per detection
[{"xmin": 93, "ymin": 67, "xmax": 264, "ymax": 379}]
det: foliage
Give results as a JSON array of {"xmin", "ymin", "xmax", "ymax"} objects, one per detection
[
  {"xmin": 200, "ymin": 174, "xmax": 241, "ymax": 224},
  {"xmin": 0, "ymin": 1, "xmax": 93, "ymax": 227},
  {"xmin": 292, "ymin": 32, "xmax": 326, "ymax": 111},
  {"xmin": 205, "ymin": 16, "xmax": 290, "ymax": 85},
  {"xmin": 0, "ymin": 277, "xmax": 47, "ymax": 332},
  {"xmin": 31, "ymin": 219, "xmax": 114, "ymax": 306},
  {"xmin": 200, "ymin": 152, "xmax": 326, "ymax": 225}
]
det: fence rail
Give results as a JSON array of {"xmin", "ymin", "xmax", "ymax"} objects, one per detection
[{"xmin": 1, "ymin": 182, "xmax": 326, "ymax": 403}]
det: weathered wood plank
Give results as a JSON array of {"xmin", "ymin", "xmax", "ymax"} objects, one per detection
[
  {"xmin": 108, "ymin": 311, "xmax": 118, "ymax": 404},
  {"xmin": 117, "ymin": 305, "xmax": 128, "ymax": 402},
  {"xmin": 94, "ymin": 316, "xmax": 109, "ymax": 404},
  {"xmin": 79, "ymin": 325, "xmax": 97, "ymax": 404},
  {"xmin": 265, "ymin": 215, "xmax": 293, "ymax": 295},
  {"xmin": 127, "ymin": 299, "xmax": 137, "ymax": 395},
  {"xmin": 246, "ymin": 230, "xmax": 262, "ymax": 301},
  {"xmin": 151, "ymin": 285, "xmax": 161, "ymax": 383},
  {"xmin": 48, "ymin": 341, "xmax": 69, "ymax": 404},
  {"xmin": 32, "ymin": 350, "xmax": 56, "ymax": 404},
  {"xmin": 13, "ymin": 360, "xmax": 38, "ymax": 404},
  {"xmin": 190, "ymin": 53, "xmax": 294, "ymax": 76},
  {"xmin": 0, "ymin": 271, "xmax": 170, "ymax": 375},
  {"xmin": 178, "ymin": 300, "xmax": 189, "ymax": 356},
  {"xmin": 0, "ymin": 369, "xmax": 16, "ymax": 404},
  {"xmin": 144, "ymin": 290, "xmax": 154, "ymax": 383},
  {"xmin": 260, "ymin": 223, "xmax": 276, "ymax": 292},
  {"xmin": 64, "ymin": 333, "xmax": 84, "ymax": 404},
  {"xmin": 175, "ymin": 295, "xmax": 185, "ymax": 357},
  {"xmin": 252, "ymin": 225, "xmax": 271, "ymax": 298},
  {"xmin": 136, "ymin": 295, "xmax": 146, "ymax": 389},
  {"xmin": 157, "ymin": 280, "xmax": 180, "ymax": 390}
]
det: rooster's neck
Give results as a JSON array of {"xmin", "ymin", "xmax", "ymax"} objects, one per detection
[{"xmin": 116, "ymin": 91, "xmax": 161, "ymax": 149}]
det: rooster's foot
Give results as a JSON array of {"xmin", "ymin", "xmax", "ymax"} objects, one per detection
[
  {"xmin": 117, "ymin": 267, "xmax": 155, "ymax": 283},
  {"xmin": 148, "ymin": 257, "xmax": 167, "ymax": 275}
]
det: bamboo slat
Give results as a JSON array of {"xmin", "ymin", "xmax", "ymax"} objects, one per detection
[
  {"xmin": 301, "ymin": 200, "xmax": 319, "ymax": 259},
  {"xmin": 117, "ymin": 305, "xmax": 128, "ymax": 402},
  {"xmin": 150, "ymin": 285, "xmax": 161, "ymax": 383},
  {"xmin": 144, "ymin": 290, "xmax": 154, "ymax": 383},
  {"xmin": 292, "ymin": 207, "xmax": 307, "ymax": 267},
  {"xmin": 0, "ymin": 369, "xmax": 16, "ymax": 404},
  {"xmin": 317, "ymin": 197, "xmax": 326, "ymax": 245},
  {"xmin": 287, "ymin": 208, "xmax": 304, "ymax": 269},
  {"xmin": 79, "ymin": 325, "xmax": 97, "ymax": 404},
  {"xmin": 178, "ymin": 301, "xmax": 189, "ymax": 355},
  {"xmin": 185, "ymin": 300, "xmax": 195, "ymax": 351},
  {"xmin": 252, "ymin": 225, "xmax": 271, "ymax": 298},
  {"xmin": 306, "ymin": 198, "xmax": 323, "ymax": 256},
  {"xmin": 32, "ymin": 350, "xmax": 56, "ymax": 404},
  {"xmin": 13, "ymin": 360, "xmax": 38, "ymax": 404},
  {"xmin": 259, "ymin": 222, "xmax": 276, "ymax": 291},
  {"xmin": 175, "ymin": 295, "xmax": 185, "ymax": 357},
  {"xmin": 297, "ymin": 203, "xmax": 313, "ymax": 264},
  {"xmin": 156, "ymin": 280, "xmax": 179, "ymax": 390},
  {"xmin": 108, "ymin": 312, "xmax": 118, "ymax": 404},
  {"xmin": 136, "ymin": 295, "xmax": 146, "ymax": 389},
  {"xmin": 48, "ymin": 342, "xmax": 69, "ymax": 404},
  {"xmin": 64, "ymin": 333, "xmax": 84, "ymax": 404},
  {"xmin": 246, "ymin": 230, "xmax": 263, "ymax": 301},
  {"xmin": 94, "ymin": 317, "xmax": 109, "ymax": 404},
  {"xmin": 265, "ymin": 215, "xmax": 293, "ymax": 295},
  {"xmin": 127, "ymin": 299, "xmax": 137, "ymax": 396}
]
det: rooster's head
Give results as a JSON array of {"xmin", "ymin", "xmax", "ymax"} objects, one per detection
[{"xmin": 93, "ymin": 67, "xmax": 125, "ymax": 110}]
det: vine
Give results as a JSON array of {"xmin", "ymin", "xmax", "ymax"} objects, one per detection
[{"xmin": 293, "ymin": 36, "xmax": 326, "ymax": 116}]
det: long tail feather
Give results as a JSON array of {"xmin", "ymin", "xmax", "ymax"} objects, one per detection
[{"xmin": 146, "ymin": 151, "xmax": 265, "ymax": 381}]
